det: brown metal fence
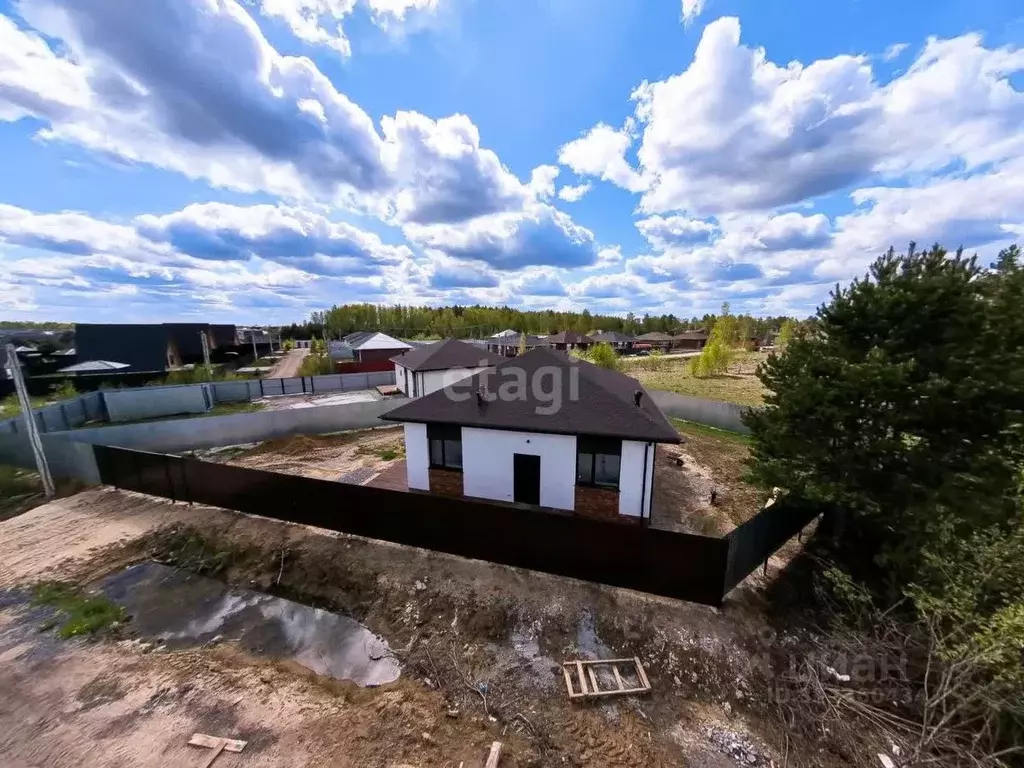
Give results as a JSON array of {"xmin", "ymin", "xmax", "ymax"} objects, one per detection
[{"xmin": 92, "ymin": 444, "xmax": 820, "ymax": 605}]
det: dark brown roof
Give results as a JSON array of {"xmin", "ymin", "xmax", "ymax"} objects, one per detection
[
  {"xmin": 673, "ymin": 330, "xmax": 708, "ymax": 339},
  {"xmin": 546, "ymin": 331, "xmax": 595, "ymax": 345},
  {"xmin": 590, "ymin": 331, "xmax": 634, "ymax": 343},
  {"xmin": 634, "ymin": 332, "xmax": 674, "ymax": 342},
  {"xmin": 391, "ymin": 339, "xmax": 504, "ymax": 372},
  {"xmin": 383, "ymin": 346, "xmax": 680, "ymax": 443}
]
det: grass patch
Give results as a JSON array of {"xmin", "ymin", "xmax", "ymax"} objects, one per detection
[
  {"xmin": 0, "ymin": 464, "xmax": 43, "ymax": 521},
  {"xmin": 623, "ymin": 350, "xmax": 768, "ymax": 407},
  {"xmin": 32, "ymin": 581, "xmax": 126, "ymax": 639},
  {"xmin": 671, "ymin": 418, "xmax": 752, "ymax": 445},
  {"xmin": 356, "ymin": 440, "xmax": 405, "ymax": 461}
]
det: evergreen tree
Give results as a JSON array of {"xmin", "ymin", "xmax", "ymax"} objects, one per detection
[{"xmin": 745, "ymin": 243, "xmax": 1024, "ymax": 582}]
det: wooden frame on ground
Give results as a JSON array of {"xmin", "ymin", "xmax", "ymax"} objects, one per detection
[{"xmin": 562, "ymin": 657, "xmax": 651, "ymax": 699}]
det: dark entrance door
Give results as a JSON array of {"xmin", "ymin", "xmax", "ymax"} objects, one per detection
[{"xmin": 513, "ymin": 453, "xmax": 541, "ymax": 505}]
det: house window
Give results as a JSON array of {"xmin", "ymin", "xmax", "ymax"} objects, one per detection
[
  {"xmin": 428, "ymin": 424, "xmax": 462, "ymax": 470},
  {"xmin": 576, "ymin": 437, "xmax": 621, "ymax": 489}
]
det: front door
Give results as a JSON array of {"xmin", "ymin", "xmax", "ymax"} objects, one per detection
[{"xmin": 513, "ymin": 453, "xmax": 541, "ymax": 505}]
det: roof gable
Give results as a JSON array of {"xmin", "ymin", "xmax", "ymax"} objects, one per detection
[
  {"xmin": 347, "ymin": 332, "xmax": 412, "ymax": 351},
  {"xmin": 392, "ymin": 338, "xmax": 504, "ymax": 372},
  {"xmin": 384, "ymin": 347, "xmax": 680, "ymax": 443}
]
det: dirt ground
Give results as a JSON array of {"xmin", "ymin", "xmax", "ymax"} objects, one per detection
[
  {"xmin": 199, "ymin": 428, "xmax": 405, "ymax": 485},
  {"xmin": 651, "ymin": 423, "xmax": 765, "ymax": 536},
  {"xmin": 267, "ymin": 347, "xmax": 309, "ymax": 378},
  {"xmin": 0, "ymin": 487, "xmax": 827, "ymax": 768}
]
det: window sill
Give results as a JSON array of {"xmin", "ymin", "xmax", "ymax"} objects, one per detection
[{"xmin": 429, "ymin": 465, "xmax": 463, "ymax": 473}]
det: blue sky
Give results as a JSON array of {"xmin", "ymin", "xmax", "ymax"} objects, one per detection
[{"xmin": 1, "ymin": 0, "xmax": 1022, "ymax": 324}]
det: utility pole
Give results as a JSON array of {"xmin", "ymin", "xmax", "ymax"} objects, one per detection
[
  {"xmin": 5, "ymin": 344, "xmax": 54, "ymax": 497},
  {"xmin": 199, "ymin": 330, "xmax": 211, "ymax": 375},
  {"xmin": 251, "ymin": 328, "xmax": 259, "ymax": 362}
]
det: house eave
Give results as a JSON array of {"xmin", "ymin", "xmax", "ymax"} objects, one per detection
[{"xmin": 381, "ymin": 414, "xmax": 682, "ymax": 444}]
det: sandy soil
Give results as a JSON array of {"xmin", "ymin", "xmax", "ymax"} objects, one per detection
[
  {"xmin": 0, "ymin": 488, "xmax": 216, "ymax": 589},
  {"xmin": 0, "ymin": 486, "xmax": 816, "ymax": 768},
  {"xmin": 266, "ymin": 348, "xmax": 309, "ymax": 378},
  {"xmin": 204, "ymin": 428, "xmax": 405, "ymax": 484},
  {"xmin": 650, "ymin": 428, "xmax": 766, "ymax": 536}
]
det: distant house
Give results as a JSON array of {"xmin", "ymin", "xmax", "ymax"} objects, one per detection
[
  {"xmin": 383, "ymin": 347, "xmax": 680, "ymax": 522},
  {"xmin": 343, "ymin": 332, "xmax": 412, "ymax": 362},
  {"xmin": 545, "ymin": 331, "xmax": 595, "ymax": 351},
  {"xmin": 485, "ymin": 333, "xmax": 548, "ymax": 358},
  {"xmin": 75, "ymin": 324, "xmax": 180, "ymax": 372},
  {"xmin": 490, "ymin": 329, "xmax": 518, "ymax": 338},
  {"xmin": 589, "ymin": 331, "xmax": 635, "ymax": 351},
  {"xmin": 672, "ymin": 330, "xmax": 708, "ymax": 350},
  {"xmin": 392, "ymin": 339, "xmax": 504, "ymax": 398},
  {"xmin": 633, "ymin": 331, "xmax": 675, "ymax": 351},
  {"xmin": 74, "ymin": 323, "xmax": 241, "ymax": 374}
]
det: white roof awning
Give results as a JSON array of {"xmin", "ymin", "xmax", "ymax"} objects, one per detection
[{"xmin": 58, "ymin": 360, "xmax": 131, "ymax": 373}]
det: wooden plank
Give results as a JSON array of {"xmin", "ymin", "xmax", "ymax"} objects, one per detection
[
  {"xmin": 576, "ymin": 661, "xmax": 588, "ymax": 695},
  {"xmin": 588, "ymin": 667, "xmax": 600, "ymax": 695},
  {"xmin": 633, "ymin": 657, "xmax": 651, "ymax": 691},
  {"xmin": 562, "ymin": 666, "xmax": 577, "ymax": 698},
  {"xmin": 484, "ymin": 741, "xmax": 502, "ymax": 768},
  {"xmin": 200, "ymin": 743, "xmax": 225, "ymax": 768},
  {"xmin": 576, "ymin": 658, "xmax": 635, "ymax": 666},
  {"xmin": 612, "ymin": 664, "xmax": 625, "ymax": 692}
]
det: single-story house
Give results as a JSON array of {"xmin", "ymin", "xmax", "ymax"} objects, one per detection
[
  {"xmin": 545, "ymin": 331, "xmax": 595, "ymax": 351},
  {"xmin": 485, "ymin": 333, "xmax": 548, "ymax": 357},
  {"xmin": 633, "ymin": 331, "xmax": 675, "ymax": 351},
  {"xmin": 343, "ymin": 331, "xmax": 412, "ymax": 363},
  {"xmin": 382, "ymin": 347, "xmax": 681, "ymax": 522},
  {"xmin": 392, "ymin": 339, "xmax": 504, "ymax": 398},
  {"xmin": 589, "ymin": 331, "xmax": 635, "ymax": 351},
  {"xmin": 672, "ymin": 330, "xmax": 708, "ymax": 350}
]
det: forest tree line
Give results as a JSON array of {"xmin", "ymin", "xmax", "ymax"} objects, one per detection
[{"xmin": 279, "ymin": 303, "xmax": 795, "ymax": 342}]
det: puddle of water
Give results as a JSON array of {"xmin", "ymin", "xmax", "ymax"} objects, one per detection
[
  {"xmin": 100, "ymin": 562, "xmax": 400, "ymax": 687},
  {"xmin": 576, "ymin": 609, "xmax": 614, "ymax": 659}
]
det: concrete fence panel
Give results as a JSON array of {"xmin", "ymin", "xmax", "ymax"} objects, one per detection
[
  {"xmin": 103, "ymin": 384, "xmax": 212, "ymax": 422},
  {"xmin": 46, "ymin": 397, "xmax": 410, "ymax": 454},
  {"xmin": 0, "ymin": 431, "xmax": 100, "ymax": 483},
  {"xmin": 648, "ymin": 390, "xmax": 751, "ymax": 434}
]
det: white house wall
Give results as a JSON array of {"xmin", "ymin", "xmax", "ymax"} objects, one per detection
[
  {"xmin": 619, "ymin": 440, "xmax": 654, "ymax": 518},
  {"xmin": 404, "ymin": 423, "xmax": 429, "ymax": 490},
  {"xmin": 461, "ymin": 427, "xmax": 577, "ymax": 510},
  {"xmin": 394, "ymin": 363, "xmax": 408, "ymax": 394}
]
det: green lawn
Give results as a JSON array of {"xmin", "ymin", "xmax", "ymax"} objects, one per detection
[
  {"xmin": 0, "ymin": 393, "xmax": 64, "ymax": 418},
  {"xmin": 669, "ymin": 417, "xmax": 752, "ymax": 444},
  {"xmin": 622, "ymin": 351, "xmax": 768, "ymax": 407}
]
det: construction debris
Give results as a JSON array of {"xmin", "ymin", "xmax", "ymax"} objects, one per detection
[
  {"xmin": 484, "ymin": 740, "xmax": 503, "ymax": 768},
  {"xmin": 188, "ymin": 733, "xmax": 248, "ymax": 767},
  {"xmin": 562, "ymin": 657, "xmax": 651, "ymax": 700}
]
